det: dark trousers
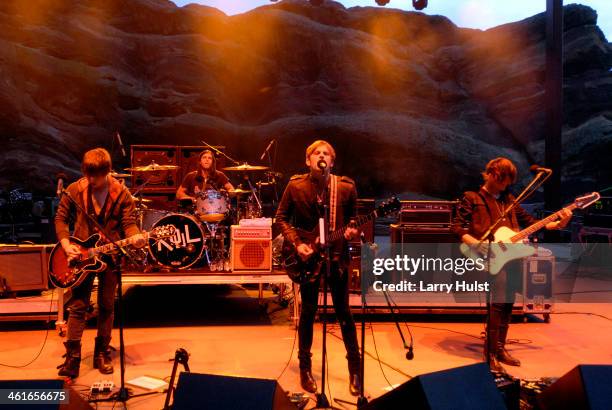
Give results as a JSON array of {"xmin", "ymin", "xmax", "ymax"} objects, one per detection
[
  {"xmin": 486, "ymin": 263, "xmax": 520, "ymax": 355},
  {"xmin": 66, "ymin": 265, "xmax": 118, "ymax": 342},
  {"xmin": 298, "ymin": 262, "xmax": 360, "ymax": 374}
]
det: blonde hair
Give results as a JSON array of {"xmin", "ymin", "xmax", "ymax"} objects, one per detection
[
  {"xmin": 305, "ymin": 140, "xmax": 336, "ymax": 162},
  {"xmin": 82, "ymin": 148, "xmax": 112, "ymax": 177}
]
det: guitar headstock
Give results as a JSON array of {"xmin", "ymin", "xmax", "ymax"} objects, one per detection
[
  {"xmin": 149, "ymin": 224, "xmax": 176, "ymax": 239},
  {"xmin": 376, "ymin": 196, "xmax": 401, "ymax": 217},
  {"xmin": 574, "ymin": 192, "xmax": 601, "ymax": 210}
]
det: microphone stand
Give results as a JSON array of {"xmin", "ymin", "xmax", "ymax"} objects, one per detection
[
  {"xmin": 58, "ymin": 185, "xmax": 147, "ymax": 404},
  {"xmin": 200, "ymin": 139, "xmax": 240, "ymax": 166},
  {"xmin": 476, "ymin": 170, "xmax": 551, "ymax": 368},
  {"xmin": 313, "ymin": 173, "xmax": 340, "ymax": 410}
]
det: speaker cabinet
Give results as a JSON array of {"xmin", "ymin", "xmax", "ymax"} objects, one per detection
[
  {"xmin": 538, "ymin": 365, "xmax": 612, "ymax": 410},
  {"xmin": 364, "ymin": 363, "xmax": 506, "ymax": 410},
  {"xmin": 172, "ymin": 372, "xmax": 295, "ymax": 410},
  {"xmin": 0, "ymin": 245, "xmax": 50, "ymax": 293},
  {"xmin": 390, "ymin": 224, "xmax": 456, "ymax": 243},
  {"xmin": 231, "ymin": 226, "xmax": 272, "ymax": 272},
  {"xmin": 131, "ymin": 145, "xmax": 178, "ymax": 190}
]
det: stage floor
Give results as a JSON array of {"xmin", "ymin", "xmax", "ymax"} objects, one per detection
[{"xmin": 0, "ymin": 285, "xmax": 611, "ymax": 408}]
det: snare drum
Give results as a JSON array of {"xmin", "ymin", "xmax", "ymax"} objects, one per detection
[
  {"xmin": 195, "ymin": 189, "xmax": 229, "ymax": 223},
  {"xmin": 148, "ymin": 213, "xmax": 205, "ymax": 269}
]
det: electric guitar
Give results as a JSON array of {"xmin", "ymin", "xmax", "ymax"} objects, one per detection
[
  {"xmin": 282, "ymin": 197, "xmax": 400, "ymax": 284},
  {"xmin": 48, "ymin": 225, "xmax": 176, "ymax": 289},
  {"xmin": 460, "ymin": 192, "xmax": 600, "ymax": 275}
]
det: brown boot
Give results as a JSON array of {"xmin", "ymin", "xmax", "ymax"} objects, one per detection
[
  {"xmin": 300, "ymin": 369, "xmax": 317, "ymax": 393},
  {"xmin": 496, "ymin": 326, "xmax": 520, "ymax": 366},
  {"xmin": 349, "ymin": 373, "xmax": 361, "ymax": 396},
  {"xmin": 57, "ymin": 340, "xmax": 81, "ymax": 379},
  {"xmin": 93, "ymin": 336, "xmax": 114, "ymax": 374}
]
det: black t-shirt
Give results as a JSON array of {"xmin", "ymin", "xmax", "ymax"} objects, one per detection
[{"xmin": 180, "ymin": 170, "xmax": 230, "ymax": 196}]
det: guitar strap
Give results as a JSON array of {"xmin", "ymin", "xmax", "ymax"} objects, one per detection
[{"xmin": 329, "ymin": 174, "xmax": 339, "ymax": 231}]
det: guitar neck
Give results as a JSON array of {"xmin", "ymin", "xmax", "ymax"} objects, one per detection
[
  {"xmin": 91, "ymin": 232, "xmax": 148, "ymax": 256},
  {"xmin": 510, "ymin": 203, "xmax": 577, "ymax": 242},
  {"xmin": 328, "ymin": 211, "xmax": 376, "ymax": 243}
]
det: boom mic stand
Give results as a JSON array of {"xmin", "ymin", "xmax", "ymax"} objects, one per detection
[{"xmin": 313, "ymin": 176, "xmax": 340, "ymax": 410}]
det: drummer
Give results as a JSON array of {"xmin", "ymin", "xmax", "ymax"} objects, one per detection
[{"xmin": 176, "ymin": 149, "xmax": 234, "ymax": 201}]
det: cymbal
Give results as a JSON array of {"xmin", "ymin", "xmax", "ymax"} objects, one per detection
[
  {"xmin": 125, "ymin": 162, "xmax": 180, "ymax": 172},
  {"xmin": 111, "ymin": 172, "xmax": 132, "ymax": 178},
  {"xmin": 231, "ymin": 188, "xmax": 252, "ymax": 195},
  {"xmin": 131, "ymin": 196, "xmax": 153, "ymax": 203},
  {"xmin": 222, "ymin": 163, "xmax": 269, "ymax": 172}
]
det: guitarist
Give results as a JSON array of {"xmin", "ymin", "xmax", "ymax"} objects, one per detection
[
  {"xmin": 275, "ymin": 140, "xmax": 361, "ymax": 396},
  {"xmin": 54, "ymin": 148, "xmax": 145, "ymax": 378},
  {"xmin": 452, "ymin": 157, "xmax": 572, "ymax": 372}
]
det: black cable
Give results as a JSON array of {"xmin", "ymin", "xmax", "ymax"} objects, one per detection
[
  {"xmin": 368, "ymin": 319, "xmax": 394, "ymax": 389},
  {"xmin": 0, "ymin": 288, "xmax": 56, "ymax": 368},
  {"xmin": 276, "ymin": 285, "xmax": 299, "ymax": 381},
  {"xmin": 326, "ymin": 324, "xmax": 411, "ymax": 378}
]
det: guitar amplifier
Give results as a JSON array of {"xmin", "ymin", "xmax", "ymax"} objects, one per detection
[
  {"xmin": 231, "ymin": 225, "xmax": 272, "ymax": 272},
  {"xmin": 390, "ymin": 224, "xmax": 457, "ymax": 243},
  {"xmin": 0, "ymin": 245, "xmax": 51, "ymax": 293},
  {"xmin": 131, "ymin": 145, "xmax": 178, "ymax": 190},
  {"xmin": 399, "ymin": 200, "xmax": 457, "ymax": 227}
]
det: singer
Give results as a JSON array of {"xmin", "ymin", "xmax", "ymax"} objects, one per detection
[
  {"xmin": 452, "ymin": 157, "xmax": 572, "ymax": 372},
  {"xmin": 176, "ymin": 149, "xmax": 234, "ymax": 201},
  {"xmin": 275, "ymin": 140, "xmax": 361, "ymax": 396},
  {"xmin": 54, "ymin": 148, "xmax": 145, "ymax": 378}
]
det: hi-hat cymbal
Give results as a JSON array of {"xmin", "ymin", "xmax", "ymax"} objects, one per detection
[
  {"xmin": 111, "ymin": 172, "xmax": 132, "ymax": 178},
  {"xmin": 231, "ymin": 188, "xmax": 252, "ymax": 195},
  {"xmin": 222, "ymin": 163, "xmax": 269, "ymax": 172},
  {"xmin": 125, "ymin": 161, "xmax": 180, "ymax": 172}
]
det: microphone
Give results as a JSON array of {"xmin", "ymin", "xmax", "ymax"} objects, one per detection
[
  {"xmin": 56, "ymin": 172, "xmax": 67, "ymax": 197},
  {"xmin": 259, "ymin": 139, "xmax": 275, "ymax": 161},
  {"xmin": 530, "ymin": 164, "xmax": 552, "ymax": 174},
  {"xmin": 116, "ymin": 131, "xmax": 126, "ymax": 158},
  {"xmin": 406, "ymin": 345, "xmax": 414, "ymax": 360},
  {"xmin": 317, "ymin": 159, "xmax": 328, "ymax": 171}
]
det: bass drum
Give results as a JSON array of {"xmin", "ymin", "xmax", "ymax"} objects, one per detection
[{"xmin": 148, "ymin": 213, "xmax": 205, "ymax": 269}]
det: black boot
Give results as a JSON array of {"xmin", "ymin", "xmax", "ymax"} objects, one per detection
[
  {"xmin": 484, "ymin": 328, "xmax": 504, "ymax": 373},
  {"xmin": 57, "ymin": 340, "xmax": 81, "ymax": 379},
  {"xmin": 93, "ymin": 336, "xmax": 114, "ymax": 374},
  {"xmin": 300, "ymin": 369, "xmax": 317, "ymax": 393},
  {"xmin": 496, "ymin": 326, "xmax": 521, "ymax": 366}
]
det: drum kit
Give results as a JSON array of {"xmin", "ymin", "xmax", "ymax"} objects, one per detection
[{"xmin": 120, "ymin": 155, "xmax": 279, "ymax": 272}]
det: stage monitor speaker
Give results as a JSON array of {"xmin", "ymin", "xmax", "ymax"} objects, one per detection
[
  {"xmin": 172, "ymin": 372, "xmax": 295, "ymax": 410},
  {"xmin": 131, "ymin": 145, "xmax": 178, "ymax": 190},
  {"xmin": 0, "ymin": 245, "xmax": 50, "ymax": 293},
  {"xmin": 364, "ymin": 363, "xmax": 506, "ymax": 410},
  {"xmin": 231, "ymin": 225, "xmax": 272, "ymax": 272},
  {"xmin": 538, "ymin": 365, "xmax": 612, "ymax": 410},
  {"xmin": 0, "ymin": 379, "xmax": 93, "ymax": 409}
]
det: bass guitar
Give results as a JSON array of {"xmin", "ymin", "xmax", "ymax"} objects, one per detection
[
  {"xmin": 48, "ymin": 225, "xmax": 175, "ymax": 289},
  {"xmin": 282, "ymin": 197, "xmax": 400, "ymax": 284},
  {"xmin": 460, "ymin": 192, "xmax": 600, "ymax": 275}
]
